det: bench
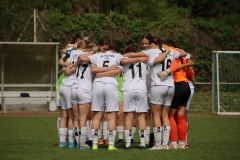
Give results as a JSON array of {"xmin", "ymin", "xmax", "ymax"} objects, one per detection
[{"xmin": 0, "ymin": 91, "xmax": 56, "ymax": 112}]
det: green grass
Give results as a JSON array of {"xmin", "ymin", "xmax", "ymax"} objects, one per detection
[{"xmin": 0, "ymin": 114, "xmax": 240, "ymax": 160}]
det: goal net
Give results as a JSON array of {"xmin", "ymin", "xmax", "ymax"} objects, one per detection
[{"xmin": 212, "ymin": 51, "xmax": 240, "ymax": 115}]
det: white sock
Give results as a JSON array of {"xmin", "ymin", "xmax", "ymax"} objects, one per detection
[
  {"xmin": 132, "ymin": 127, "xmax": 136, "ymax": 140},
  {"xmin": 162, "ymin": 126, "xmax": 170, "ymax": 146},
  {"xmin": 87, "ymin": 120, "xmax": 92, "ymax": 141},
  {"xmin": 74, "ymin": 127, "xmax": 79, "ymax": 146},
  {"xmin": 108, "ymin": 130, "xmax": 116, "ymax": 147},
  {"xmin": 146, "ymin": 126, "xmax": 150, "ymax": 142},
  {"xmin": 68, "ymin": 130, "xmax": 74, "ymax": 143},
  {"xmin": 91, "ymin": 129, "xmax": 99, "ymax": 146},
  {"xmin": 59, "ymin": 128, "xmax": 67, "ymax": 143},
  {"xmin": 153, "ymin": 127, "xmax": 162, "ymax": 146},
  {"xmin": 124, "ymin": 130, "xmax": 132, "ymax": 147},
  {"xmin": 99, "ymin": 121, "xmax": 103, "ymax": 139},
  {"xmin": 57, "ymin": 117, "xmax": 62, "ymax": 140},
  {"xmin": 103, "ymin": 121, "xmax": 108, "ymax": 140},
  {"xmin": 117, "ymin": 126, "xmax": 124, "ymax": 140},
  {"xmin": 80, "ymin": 127, "xmax": 88, "ymax": 146},
  {"xmin": 139, "ymin": 130, "xmax": 146, "ymax": 147}
]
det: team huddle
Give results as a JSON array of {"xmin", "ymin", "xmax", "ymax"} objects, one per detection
[{"xmin": 56, "ymin": 32, "xmax": 195, "ymax": 150}]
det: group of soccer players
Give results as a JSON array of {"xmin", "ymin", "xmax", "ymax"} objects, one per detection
[{"xmin": 55, "ymin": 31, "xmax": 195, "ymax": 150}]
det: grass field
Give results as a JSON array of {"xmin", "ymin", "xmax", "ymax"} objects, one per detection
[{"xmin": 0, "ymin": 112, "xmax": 240, "ymax": 160}]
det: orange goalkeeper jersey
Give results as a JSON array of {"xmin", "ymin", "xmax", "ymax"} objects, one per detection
[{"xmin": 169, "ymin": 46, "xmax": 188, "ymax": 83}]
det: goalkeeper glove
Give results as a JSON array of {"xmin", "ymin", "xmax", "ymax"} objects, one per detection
[{"xmin": 157, "ymin": 69, "xmax": 171, "ymax": 80}]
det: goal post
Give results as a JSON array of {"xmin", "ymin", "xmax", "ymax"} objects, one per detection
[{"xmin": 212, "ymin": 51, "xmax": 240, "ymax": 115}]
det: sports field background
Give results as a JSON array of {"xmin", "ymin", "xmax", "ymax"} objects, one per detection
[{"xmin": 0, "ymin": 111, "xmax": 239, "ymax": 160}]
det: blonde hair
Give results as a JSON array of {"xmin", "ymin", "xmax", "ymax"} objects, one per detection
[{"xmin": 87, "ymin": 41, "xmax": 99, "ymax": 53}]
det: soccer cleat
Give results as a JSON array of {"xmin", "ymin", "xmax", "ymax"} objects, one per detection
[
  {"xmin": 98, "ymin": 138, "xmax": 104, "ymax": 145},
  {"xmin": 68, "ymin": 142, "xmax": 75, "ymax": 148},
  {"xmin": 79, "ymin": 144, "xmax": 91, "ymax": 150},
  {"xmin": 185, "ymin": 143, "xmax": 189, "ymax": 149},
  {"xmin": 59, "ymin": 142, "xmax": 67, "ymax": 148},
  {"xmin": 108, "ymin": 146, "xmax": 117, "ymax": 150},
  {"xmin": 103, "ymin": 139, "xmax": 109, "ymax": 145},
  {"xmin": 149, "ymin": 145, "xmax": 162, "ymax": 150},
  {"xmin": 124, "ymin": 146, "xmax": 131, "ymax": 149},
  {"xmin": 56, "ymin": 142, "xmax": 60, "ymax": 147},
  {"xmin": 177, "ymin": 143, "xmax": 186, "ymax": 149},
  {"xmin": 118, "ymin": 139, "xmax": 124, "ymax": 145},
  {"xmin": 92, "ymin": 145, "xmax": 98, "ymax": 150},
  {"xmin": 162, "ymin": 145, "xmax": 169, "ymax": 150},
  {"xmin": 169, "ymin": 143, "xmax": 178, "ymax": 149},
  {"xmin": 140, "ymin": 146, "xmax": 146, "ymax": 149}
]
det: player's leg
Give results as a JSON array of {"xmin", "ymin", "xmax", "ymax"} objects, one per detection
[
  {"xmin": 131, "ymin": 112, "xmax": 137, "ymax": 144},
  {"xmin": 176, "ymin": 82, "xmax": 190, "ymax": 149},
  {"xmin": 56, "ymin": 91, "xmax": 62, "ymax": 146},
  {"xmin": 137, "ymin": 112, "xmax": 147, "ymax": 149},
  {"xmin": 71, "ymin": 88, "xmax": 79, "ymax": 147},
  {"xmin": 103, "ymin": 112, "xmax": 108, "ymax": 144},
  {"xmin": 185, "ymin": 88, "xmax": 194, "ymax": 148},
  {"xmin": 67, "ymin": 108, "xmax": 75, "ymax": 148},
  {"xmin": 98, "ymin": 116, "xmax": 104, "ymax": 145},
  {"xmin": 72, "ymin": 104, "xmax": 79, "ymax": 147},
  {"xmin": 161, "ymin": 86, "xmax": 174, "ymax": 149},
  {"xmin": 91, "ymin": 82, "xmax": 105, "ymax": 150},
  {"xmin": 116, "ymin": 101, "xmax": 124, "ymax": 145},
  {"xmin": 79, "ymin": 103, "xmax": 91, "ymax": 149},
  {"xmin": 58, "ymin": 86, "xmax": 69, "ymax": 148},
  {"xmin": 168, "ymin": 108, "xmax": 178, "ymax": 149},
  {"xmin": 105, "ymin": 83, "xmax": 119, "ymax": 150},
  {"xmin": 145, "ymin": 109, "xmax": 151, "ymax": 145},
  {"xmin": 86, "ymin": 111, "xmax": 93, "ymax": 146},
  {"xmin": 59, "ymin": 109, "xmax": 68, "ymax": 147},
  {"xmin": 176, "ymin": 106, "xmax": 187, "ymax": 149},
  {"xmin": 91, "ymin": 111, "xmax": 103, "ymax": 150},
  {"xmin": 149, "ymin": 103, "xmax": 162, "ymax": 150},
  {"xmin": 124, "ymin": 112, "xmax": 133, "ymax": 148}
]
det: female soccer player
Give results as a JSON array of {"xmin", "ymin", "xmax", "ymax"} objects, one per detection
[
  {"xmin": 71, "ymin": 40, "xmax": 96, "ymax": 149},
  {"xmin": 77, "ymin": 38, "xmax": 149, "ymax": 150},
  {"xmin": 159, "ymin": 40, "xmax": 194, "ymax": 149}
]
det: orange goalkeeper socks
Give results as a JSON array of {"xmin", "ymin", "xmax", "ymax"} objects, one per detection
[
  {"xmin": 176, "ymin": 115, "xmax": 187, "ymax": 142},
  {"xmin": 169, "ymin": 115, "xmax": 177, "ymax": 142}
]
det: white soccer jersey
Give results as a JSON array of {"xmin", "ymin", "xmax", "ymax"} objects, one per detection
[
  {"xmin": 143, "ymin": 48, "xmax": 180, "ymax": 87},
  {"xmin": 72, "ymin": 52, "xmax": 94, "ymax": 92},
  {"xmin": 88, "ymin": 51, "xmax": 123, "ymax": 86},
  {"xmin": 61, "ymin": 50, "xmax": 82, "ymax": 87},
  {"xmin": 122, "ymin": 59, "xmax": 147, "ymax": 92}
]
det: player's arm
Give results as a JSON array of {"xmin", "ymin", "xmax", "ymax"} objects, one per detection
[
  {"xmin": 174, "ymin": 48, "xmax": 187, "ymax": 57},
  {"xmin": 95, "ymin": 67, "xmax": 122, "ymax": 78},
  {"xmin": 178, "ymin": 59, "xmax": 194, "ymax": 70},
  {"xmin": 64, "ymin": 67, "xmax": 76, "ymax": 76},
  {"xmin": 74, "ymin": 54, "xmax": 90, "ymax": 67},
  {"xmin": 153, "ymin": 47, "xmax": 170, "ymax": 64},
  {"xmin": 123, "ymin": 52, "xmax": 146, "ymax": 58},
  {"xmin": 91, "ymin": 64, "xmax": 118, "ymax": 73},
  {"xmin": 59, "ymin": 58, "xmax": 70, "ymax": 67},
  {"xmin": 120, "ymin": 57, "xmax": 149, "ymax": 65}
]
